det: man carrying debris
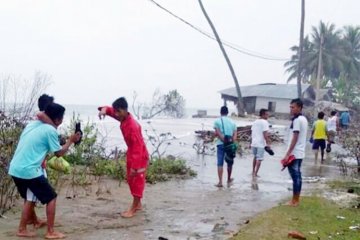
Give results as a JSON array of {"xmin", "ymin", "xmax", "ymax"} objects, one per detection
[{"xmin": 326, "ymin": 110, "xmax": 339, "ymax": 153}]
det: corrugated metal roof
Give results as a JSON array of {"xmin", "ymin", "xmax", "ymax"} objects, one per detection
[{"xmin": 219, "ymin": 83, "xmax": 311, "ymax": 99}]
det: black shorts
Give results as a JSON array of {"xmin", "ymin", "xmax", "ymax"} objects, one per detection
[
  {"xmin": 312, "ymin": 139, "xmax": 326, "ymax": 150},
  {"xmin": 12, "ymin": 175, "xmax": 57, "ymax": 205}
]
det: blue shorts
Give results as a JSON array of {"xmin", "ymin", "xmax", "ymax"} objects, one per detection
[
  {"xmin": 217, "ymin": 145, "xmax": 234, "ymax": 167},
  {"xmin": 252, "ymin": 147, "xmax": 265, "ymax": 161}
]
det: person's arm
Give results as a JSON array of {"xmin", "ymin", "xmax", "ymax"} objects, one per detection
[
  {"xmin": 54, "ymin": 133, "xmax": 81, "ymax": 157},
  {"xmin": 283, "ymin": 119, "xmax": 301, "ymax": 159},
  {"xmin": 215, "ymin": 128, "xmax": 225, "ymax": 142},
  {"xmin": 127, "ymin": 130, "xmax": 147, "ymax": 175},
  {"xmin": 284, "ymin": 132, "xmax": 299, "ymax": 158},
  {"xmin": 263, "ymin": 131, "xmax": 270, "ymax": 146},
  {"xmin": 232, "ymin": 123, "xmax": 238, "ymax": 142},
  {"xmin": 98, "ymin": 106, "xmax": 119, "ymax": 121},
  {"xmin": 37, "ymin": 112, "xmax": 56, "ymax": 128},
  {"xmin": 336, "ymin": 117, "xmax": 340, "ymax": 132}
]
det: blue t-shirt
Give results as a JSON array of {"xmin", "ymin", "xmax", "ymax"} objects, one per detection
[
  {"xmin": 8, "ymin": 121, "xmax": 61, "ymax": 179},
  {"xmin": 214, "ymin": 117, "xmax": 237, "ymax": 145},
  {"xmin": 340, "ymin": 112, "xmax": 350, "ymax": 125}
]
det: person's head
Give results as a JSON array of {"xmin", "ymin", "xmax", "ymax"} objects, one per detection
[
  {"xmin": 112, "ymin": 97, "xmax": 128, "ymax": 121},
  {"xmin": 220, "ymin": 106, "xmax": 229, "ymax": 116},
  {"xmin": 38, "ymin": 94, "xmax": 54, "ymax": 111},
  {"xmin": 290, "ymin": 98, "xmax": 303, "ymax": 116},
  {"xmin": 259, "ymin": 109, "xmax": 269, "ymax": 120},
  {"xmin": 44, "ymin": 103, "xmax": 65, "ymax": 126},
  {"xmin": 318, "ymin": 111, "xmax": 325, "ymax": 119},
  {"xmin": 331, "ymin": 111, "xmax": 337, "ymax": 117}
]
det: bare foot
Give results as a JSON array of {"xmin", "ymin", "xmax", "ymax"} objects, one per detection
[
  {"xmin": 16, "ymin": 230, "xmax": 36, "ymax": 238},
  {"xmin": 227, "ymin": 178, "xmax": 234, "ymax": 183},
  {"xmin": 45, "ymin": 231, "xmax": 66, "ymax": 239},
  {"xmin": 34, "ymin": 219, "xmax": 47, "ymax": 229},
  {"xmin": 215, "ymin": 183, "xmax": 223, "ymax": 188},
  {"xmin": 284, "ymin": 200, "xmax": 299, "ymax": 207},
  {"xmin": 121, "ymin": 210, "xmax": 136, "ymax": 218},
  {"xmin": 136, "ymin": 204, "xmax": 143, "ymax": 211}
]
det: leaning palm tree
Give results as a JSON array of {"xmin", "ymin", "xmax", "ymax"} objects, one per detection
[
  {"xmin": 198, "ymin": 0, "xmax": 245, "ymax": 116},
  {"xmin": 296, "ymin": 0, "xmax": 306, "ymax": 98}
]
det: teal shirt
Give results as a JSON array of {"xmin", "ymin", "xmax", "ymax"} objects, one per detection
[
  {"xmin": 8, "ymin": 121, "xmax": 61, "ymax": 179},
  {"xmin": 214, "ymin": 117, "xmax": 237, "ymax": 145}
]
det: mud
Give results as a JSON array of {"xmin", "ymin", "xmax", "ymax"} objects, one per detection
[{"xmin": 0, "ymin": 119, "xmax": 343, "ymax": 240}]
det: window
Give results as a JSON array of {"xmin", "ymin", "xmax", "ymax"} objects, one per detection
[{"xmin": 268, "ymin": 101, "xmax": 276, "ymax": 112}]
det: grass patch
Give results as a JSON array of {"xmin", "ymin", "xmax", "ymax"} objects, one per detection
[
  {"xmin": 232, "ymin": 197, "xmax": 360, "ymax": 240},
  {"xmin": 147, "ymin": 158, "xmax": 197, "ymax": 184},
  {"xmin": 328, "ymin": 180, "xmax": 360, "ymax": 195}
]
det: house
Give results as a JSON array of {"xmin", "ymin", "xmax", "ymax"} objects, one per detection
[{"xmin": 219, "ymin": 83, "xmax": 331, "ymax": 115}]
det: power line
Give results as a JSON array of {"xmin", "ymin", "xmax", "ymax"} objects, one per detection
[{"xmin": 148, "ymin": 0, "xmax": 290, "ymax": 61}]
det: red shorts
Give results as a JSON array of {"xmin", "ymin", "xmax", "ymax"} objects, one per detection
[{"xmin": 127, "ymin": 167, "xmax": 146, "ymax": 198}]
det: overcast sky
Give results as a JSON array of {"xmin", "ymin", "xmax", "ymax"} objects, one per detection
[{"xmin": 0, "ymin": 0, "xmax": 359, "ymax": 109}]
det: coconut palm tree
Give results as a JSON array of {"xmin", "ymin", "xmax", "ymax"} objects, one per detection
[
  {"xmin": 338, "ymin": 25, "xmax": 360, "ymax": 105},
  {"xmin": 285, "ymin": 21, "xmax": 345, "ymax": 87}
]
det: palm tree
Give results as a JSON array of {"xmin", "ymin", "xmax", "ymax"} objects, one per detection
[
  {"xmin": 285, "ymin": 36, "xmax": 314, "ymax": 83},
  {"xmin": 198, "ymin": 0, "xmax": 245, "ymax": 116},
  {"xmin": 339, "ymin": 26, "xmax": 360, "ymax": 105},
  {"xmin": 285, "ymin": 21, "xmax": 345, "ymax": 88}
]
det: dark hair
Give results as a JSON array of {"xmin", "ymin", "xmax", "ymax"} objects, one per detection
[
  {"xmin": 259, "ymin": 108, "xmax": 268, "ymax": 117},
  {"xmin": 45, "ymin": 103, "xmax": 65, "ymax": 122},
  {"xmin": 112, "ymin": 97, "xmax": 128, "ymax": 111},
  {"xmin": 318, "ymin": 111, "xmax": 325, "ymax": 119},
  {"xmin": 220, "ymin": 106, "xmax": 229, "ymax": 115},
  {"xmin": 331, "ymin": 111, "xmax": 337, "ymax": 116},
  {"xmin": 290, "ymin": 98, "xmax": 303, "ymax": 109},
  {"xmin": 38, "ymin": 94, "xmax": 54, "ymax": 111}
]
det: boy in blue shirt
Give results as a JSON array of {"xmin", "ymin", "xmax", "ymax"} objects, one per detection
[
  {"xmin": 213, "ymin": 106, "xmax": 237, "ymax": 187},
  {"xmin": 9, "ymin": 103, "xmax": 81, "ymax": 239}
]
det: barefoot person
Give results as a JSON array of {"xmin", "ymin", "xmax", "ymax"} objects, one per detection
[
  {"xmin": 26, "ymin": 94, "xmax": 55, "ymax": 229},
  {"xmin": 8, "ymin": 103, "xmax": 81, "ymax": 239},
  {"xmin": 251, "ymin": 109, "xmax": 271, "ymax": 178},
  {"xmin": 282, "ymin": 98, "xmax": 308, "ymax": 207},
  {"xmin": 326, "ymin": 110, "xmax": 339, "ymax": 153},
  {"xmin": 213, "ymin": 106, "xmax": 237, "ymax": 187},
  {"xmin": 311, "ymin": 112, "xmax": 327, "ymax": 164},
  {"xmin": 98, "ymin": 97, "xmax": 149, "ymax": 218}
]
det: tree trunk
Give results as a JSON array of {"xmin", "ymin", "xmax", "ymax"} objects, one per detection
[
  {"xmin": 198, "ymin": 0, "xmax": 245, "ymax": 116},
  {"xmin": 296, "ymin": 0, "xmax": 305, "ymax": 98},
  {"xmin": 314, "ymin": 34, "xmax": 324, "ymax": 118}
]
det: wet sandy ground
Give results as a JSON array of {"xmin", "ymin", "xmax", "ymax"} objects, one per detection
[
  {"xmin": 0, "ymin": 119, "xmax": 342, "ymax": 240},
  {"xmin": 0, "ymin": 144, "xmax": 341, "ymax": 240}
]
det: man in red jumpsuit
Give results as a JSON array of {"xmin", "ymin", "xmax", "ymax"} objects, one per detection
[{"xmin": 98, "ymin": 97, "xmax": 149, "ymax": 218}]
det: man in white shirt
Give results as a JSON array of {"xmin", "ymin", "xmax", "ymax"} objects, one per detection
[
  {"xmin": 251, "ymin": 109, "xmax": 271, "ymax": 178},
  {"xmin": 326, "ymin": 110, "xmax": 339, "ymax": 152},
  {"xmin": 282, "ymin": 98, "xmax": 308, "ymax": 207}
]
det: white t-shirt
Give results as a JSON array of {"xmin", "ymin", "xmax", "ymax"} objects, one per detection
[
  {"xmin": 288, "ymin": 115, "xmax": 308, "ymax": 159},
  {"xmin": 251, "ymin": 119, "xmax": 270, "ymax": 148},
  {"xmin": 327, "ymin": 116, "xmax": 337, "ymax": 132}
]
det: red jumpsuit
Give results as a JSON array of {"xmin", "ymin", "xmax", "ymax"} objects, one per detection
[{"xmin": 101, "ymin": 107, "xmax": 149, "ymax": 198}]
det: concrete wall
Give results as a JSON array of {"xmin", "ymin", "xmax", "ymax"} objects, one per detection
[{"xmin": 255, "ymin": 97, "xmax": 291, "ymax": 114}]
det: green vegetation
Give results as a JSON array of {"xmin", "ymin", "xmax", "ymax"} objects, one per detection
[
  {"xmin": 328, "ymin": 180, "xmax": 360, "ymax": 195},
  {"xmin": 285, "ymin": 22, "xmax": 360, "ymax": 108},
  {"xmin": 232, "ymin": 197, "xmax": 360, "ymax": 240}
]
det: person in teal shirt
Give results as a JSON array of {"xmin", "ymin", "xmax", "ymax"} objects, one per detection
[
  {"xmin": 8, "ymin": 103, "xmax": 81, "ymax": 239},
  {"xmin": 340, "ymin": 111, "xmax": 351, "ymax": 129},
  {"xmin": 213, "ymin": 106, "xmax": 237, "ymax": 187}
]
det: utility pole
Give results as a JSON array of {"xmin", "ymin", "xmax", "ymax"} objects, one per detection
[
  {"xmin": 314, "ymin": 34, "xmax": 324, "ymax": 117},
  {"xmin": 198, "ymin": 0, "xmax": 245, "ymax": 116},
  {"xmin": 296, "ymin": 0, "xmax": 305, "ymax": 98}
]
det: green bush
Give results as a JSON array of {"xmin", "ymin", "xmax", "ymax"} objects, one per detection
[{"xmin": 146, "ymin": 157, "xmax": 197, "ymax": 184}]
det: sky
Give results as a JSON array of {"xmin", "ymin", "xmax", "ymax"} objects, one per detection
[{"xmin": 0, "ymin": 0, "xmax": 359, "ymax": 109}]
